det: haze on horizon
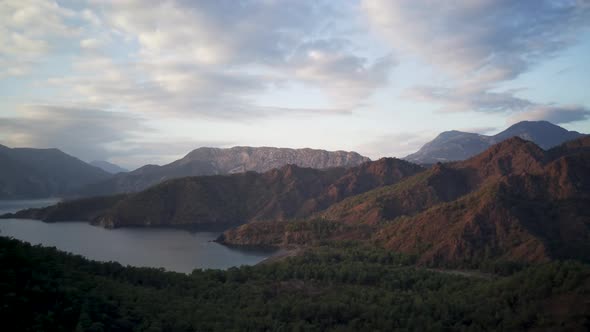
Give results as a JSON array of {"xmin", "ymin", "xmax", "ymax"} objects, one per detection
[{"xmin": 1, "ymin": 0, "xmax": 589, "ymax": 169}]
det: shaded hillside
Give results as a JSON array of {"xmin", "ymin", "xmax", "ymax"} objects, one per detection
[
  {"xmin": 75, "ymin": 147, "xmax": 370, "ymax": 197},
  {"xmin": 8, "ymin": 158, "xmax": 422, "ymax": 228},
  {"xmin": 2, "ymin": 237, "xmax": 589, "ymax": 331},
  {"xmin": 222, "ymin": 136, "xmax": 590, "ymax": 266},
  {"xmin": 405, "ymin": 120, "xmax": 584, "ymax": 164},
  {"xmin": 320, "ymin": 138, "xmax": 550, "ymax": 225},
  {"xmin": 0, "ymin": 145, "xmax": 111, "ymax": 199},
  {"xmin": 375, "ymin": 152, "xmax": 590, "ymax": 266}
]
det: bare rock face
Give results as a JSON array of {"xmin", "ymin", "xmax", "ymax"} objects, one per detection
[
  {"xmin": 75, "ymin": 147, "xmax": 370, "ymax": 197},
  {"xmin": 181, "ymin": 147, "xmax": 370, "ymax": 173}
]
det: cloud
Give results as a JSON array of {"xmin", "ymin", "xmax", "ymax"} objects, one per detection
[
  {"xmin": 0, "ymin": 104, "xmax": 235, "ymax": 168},
  {"xmin": 509, "ymin": 105, "xmax": 590, "ymax": 125},
  {"xmin": 404, "ymin": 85, "xmax": 532, "ymax": 113},
  {"xmin": 3, "ymin": 0, "xmax": 393, "ymax": 120},
  {"xmin": 357, "ymin": 131, "xmax": 437, "ymax": 159},
  {"xmin": 363, "ymin": 0, "xmax": 590, "ymax": 83},
  {"xmin": 291, "ymin": 43, "xmax": 395, "ymax": 106},
  {"xmin": 363, "ymin": 0, "xmax": 590, "ymax": 119},
  {"xmin": 0, "ymin": 105, "xmax": 145, "ymax": 162},
  {"xmin": 0, "ymin": 0, "xmax": 76, "ymax": 77},
  {"xmin": 103, "ymin": 0, "xmax": 331, "ymax": 66},
  {"xmin": 53, "ymin": 0, "xmax": 391, "ymax": 117}
]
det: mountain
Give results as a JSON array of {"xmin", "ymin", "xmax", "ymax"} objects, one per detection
[
  {"xmin": 375, "ymin": 148, "xmax": 590, "ymax": 266},
  {"xmin": 0, "ymin": 145, "xmax": 111, "ymax": 199},
  {"xmin": 220, "ymin": 136, "xmax": 590, "ymax": 266},
  {"xmin": 75, "ymin": 147, "xmax": 370, "ymax": 197},
  {"xmin": 6, "ymin": 136, "xmax": 589, "ymax": 266},
  {"xmin": 493, "ymin": 120, "xmax": 584, "ymax": 149},
  {"xmin": 405, "ymin": 120, "xmax": 584, "ymax": 164},
  {"xmin": 4, "ymin": 158, "xmax": 423, "ymax": 228},
  {"xmin": 89, "ymin": 160, "xmax": 128, "ymax": 174}
]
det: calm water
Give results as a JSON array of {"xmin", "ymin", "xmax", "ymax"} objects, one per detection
[{"xmin": 0, "ymin": 200, "xmax": 275, "ymax": 273}]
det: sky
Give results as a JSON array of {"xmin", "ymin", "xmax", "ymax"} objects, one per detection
[{"xmin": 0, "ymin": 0, "xmax": 589, "ymax": 169}]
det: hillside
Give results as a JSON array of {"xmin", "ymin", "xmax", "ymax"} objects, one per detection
[
  {"xmin": 2, "ymin": 237, "xmax": 588, "ymax": 331},
  {"xmin": 221, "ymin": 136, "xmax": 590, "ymax": 265},
  {"xmin": 0, "ymin": 145, "xmax": 111, "ymax": 199},
  {"xmin": 75, "ymin": 147, "xmax": 370, "ymax": 197},
  {"xmin": 6, "ymin": 158, "xmax": 422, "ymax": 228},
  {"xmin": 375, "ymin": 160, "xmax": 590, "ymax": 266},
  {"xmin": 405, "ymin": 120, "xmax": 584, "ymax": 164}
]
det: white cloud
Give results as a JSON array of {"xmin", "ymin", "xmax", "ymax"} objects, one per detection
[
  {"xmin": 0, "ymin": 0, "xmax": 77, "ymax": 77},
  {"xmin": 509, "ymin": 105, "xmax": 590, "ymax": 125},
  {"xmin": 403, "ymin": 85, "xmax": 532, "ymax": 113},
  {"xmin": 0, "ymin": 105, "xmax": 145, "ymax": 161},
  {"xmin": 38, "ymin": 0, "xmax": 392, "ymax": 119},
  {"xmin": 363, "ymin": 0, "xmax": 590, "ymax": 83},
  {"xmin": 357, "ymin": 131, "xmax": 438, "ymax": 159},
  {"xmin": 290, "ymin": 42, "xmax": 395, "ymax": 106},
  {"xmin": 363, "ymin": 0, "xmax": 590, "ymax": 118},
  {"xmin": 80, "ymin": 38, "xmax": 103, "ymax": 50}
]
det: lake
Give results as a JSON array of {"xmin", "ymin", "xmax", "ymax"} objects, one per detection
[{"xmin": 0, "ymin": 200, "xmax": 276, "ymax": 273}]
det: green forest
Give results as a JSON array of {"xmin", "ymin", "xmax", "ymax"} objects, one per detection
[{"xmin": 1, "ymin": 237, "xmax": 588, "ymax": 331}]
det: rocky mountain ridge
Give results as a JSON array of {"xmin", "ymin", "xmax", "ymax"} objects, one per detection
[{"xmin": 75, "ymin": 147, "xmax": 370, "ymax": 197}]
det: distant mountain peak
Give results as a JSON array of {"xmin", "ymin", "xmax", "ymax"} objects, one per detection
[
  {"xmin": 405, "ymin": 120, "xmax": 584, "ymax": 164},
  {"xmin": 0, "ymin": 145, "xmax": 111, "ymax": 199}
]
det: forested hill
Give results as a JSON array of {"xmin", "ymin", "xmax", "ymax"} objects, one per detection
[
  {"xmin": 5, "ymin": 158, "xmax": 423, "ymax": 228},
  {"xmin": 1, "ymin": 237, "xmax": 588, "ymax": 331},
  {"xmin": 220, "ymin": 136, "xmax": 590, "ymax": 266}
]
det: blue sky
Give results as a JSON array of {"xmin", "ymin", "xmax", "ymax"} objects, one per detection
[{"xmin": 0, "ymin": 0, "xmax": 589, "ymax": 169}]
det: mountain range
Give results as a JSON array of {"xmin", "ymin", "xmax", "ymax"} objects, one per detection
[
  {"xmin": 7, "ymin": 158, "xmax": 422, "ymax": 229},
  {"xmin": 6, "ymin": 134, "xmax": 589, "ymax": 266},
  {"xmin": 74, "ymin": 147, "xmax": 370, "ymax": 197},
  {"xmin": 2, "ymin": 121, "xmax": 584, "ymax": 200},
  {"xmin": 405, "ymin": 120, "xmax": 584, "ymax": 164},
  {"xmin": 222, "ymin": 135, "xmax": 590, "ymax": 265}
]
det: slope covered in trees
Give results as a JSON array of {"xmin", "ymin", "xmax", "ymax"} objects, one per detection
[
  {"xmin": 221, "ymin": 136, "xmax": 590, "ymax": 266},
  {"xmin": 1, "ymin": 237, "xmax": 588, "ymax": 331},
  {"xmin": 5, "ymin": 158, "xmax": 423, "ymax": 228}
]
